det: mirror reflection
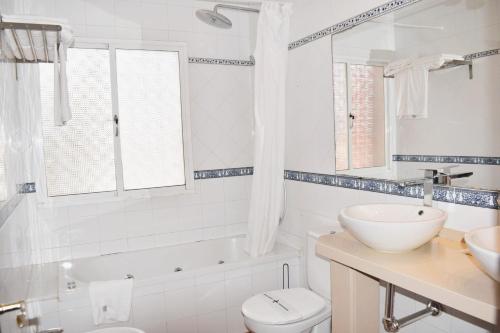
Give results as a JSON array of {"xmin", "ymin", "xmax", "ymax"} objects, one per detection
[{"xmin": 331, "ymin": 0, "xmax": 500, "ymax": 191}]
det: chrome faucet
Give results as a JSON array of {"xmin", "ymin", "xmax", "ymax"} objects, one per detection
[{"xmin": 398, "ymin": 166, "xmax": 473, "ymax": 207}]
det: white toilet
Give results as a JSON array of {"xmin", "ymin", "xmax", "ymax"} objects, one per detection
[{"xmin": 242, "ymin": 226, "xmax": 338, "ymax": 333}]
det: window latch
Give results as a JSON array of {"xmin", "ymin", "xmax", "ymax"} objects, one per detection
[
  {"xmin": 114, "ymin": 114, "xmax": 119, "ymax": 137},
  {"xmin": 349, "ymin": 113, "xmax": 355, "ymax": 129}
]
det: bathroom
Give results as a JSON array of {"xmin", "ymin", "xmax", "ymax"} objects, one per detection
[{"xmin": 0, "ymin": 0, "xmax": 498, "ymax": 332}]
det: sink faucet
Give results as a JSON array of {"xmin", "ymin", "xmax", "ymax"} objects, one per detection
[{"xmin": 398, "ymin": 166, "xmax": 473, "ymax": 207}]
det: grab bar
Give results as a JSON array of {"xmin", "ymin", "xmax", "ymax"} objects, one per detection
[
  {"xmin": 0, "ymin": 300, "xmax": 28, "ymax": 328},
  {"xmin": 0, "ymin": 301, "xmax": 25, "ymax": 315}
]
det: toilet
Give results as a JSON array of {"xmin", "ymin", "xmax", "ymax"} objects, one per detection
[{"xmin": 242, "ymin": 226, "xmax": 339, "ymax": 333}]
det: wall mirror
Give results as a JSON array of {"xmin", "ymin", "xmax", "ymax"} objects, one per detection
[{"xmin": 331, "ymin": 0, "xmax": 500, "ymax": 191}]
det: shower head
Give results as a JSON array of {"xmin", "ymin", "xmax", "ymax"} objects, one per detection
[
  {"xmin": 196, "ymin": 9, "xmax": 232, "ymax": 29},
  {"xmin": 195, "ymin": 4, "xmax": 259, "ymax": 29}
]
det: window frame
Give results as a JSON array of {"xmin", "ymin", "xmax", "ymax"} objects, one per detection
[
  {"xmin": 39, "ymin": 39, "xmax": 194, "ymax": 204},
  {"xmin": 333, "ymin": 57, "xmax": 394, "ymax": 178}
]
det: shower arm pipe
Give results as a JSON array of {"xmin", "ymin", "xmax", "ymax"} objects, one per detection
[{"xmin": 214, "ymin": 4, "xmax": 260, "ymax": 14}]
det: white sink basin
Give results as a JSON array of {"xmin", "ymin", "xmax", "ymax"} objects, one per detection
[
  {"xmin": 464, "ymin": 226, "xmax": 500, "ymax": 282},
  {"xmin": 339, "ymin": 203, "xmax": 447, "ymax": 253}
]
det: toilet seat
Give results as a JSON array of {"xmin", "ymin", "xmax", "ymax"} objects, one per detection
[{"xmin": 242, "ymin": 288, "xmax": 326, "ymax": 325}]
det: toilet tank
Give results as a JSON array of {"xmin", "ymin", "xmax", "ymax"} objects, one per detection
[{"xmin": 306, "ymin": 224, "xmax": 343, "ymax": 300}]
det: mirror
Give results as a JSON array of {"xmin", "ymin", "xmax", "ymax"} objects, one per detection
[{"xmin": 331, "ymin": 0, "xmax": 500, "ymax": 191}]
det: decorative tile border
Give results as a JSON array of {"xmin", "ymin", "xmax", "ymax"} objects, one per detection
[
  {"xmin": 12, "ymin": 170, "xmax": 498, "ymax": 210},
  {"xmin": 17, "ymin": 182, "xmax": 36, "ymax": 193},
  {"xmin": 188, "ymin": 57, "xmax": 255, "ymax": 66},
  {"xmin": 393, "ymin": 155, "xmax": 500, "ymax": 166},
  {"xmin": 464, "ymin": 48, "xmax": 500, "ymax": 61},
  {"xmin": 288, "ymin": 0, "xmax": 422, "ymax": 50},
  {"xmin": 0, "ymin": 182, "xmax": 34, "ymax": 229},
  {"xmin": 194, "ymin": 167, "xmax": 253, "ymax": 180},
  {"xmin": 284, "ymin": 170, "xmax": 499, "ymax": 210}
]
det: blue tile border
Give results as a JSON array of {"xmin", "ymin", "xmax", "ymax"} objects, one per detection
[
  {"xmin": 284, "ymin": 170, "xmax": 499, "ymax": 210},
  {"xmin": 194, "ymin": 167, "xmax": 253, "ymax": 180},
  {"xmin": 12, "ymin": 170, "xmax": 498, "ymax": 209},
  {"xmin": 17, "ymin": 182, "xmax": 36, "ymax": 194},
  {"xmin": 288, "ymin": 0, "xmax": 423, "ymax": 50},
  {"xmin": 188, "ymin": 57, "xmax": 255, "ymax": 66},
  {"xmin": 464, "ymin": 48, "xmax": 500, "ymax": 61},
  {"xmin": 393, "ymin": 155, "xmax": 500, "ymax": 166}
]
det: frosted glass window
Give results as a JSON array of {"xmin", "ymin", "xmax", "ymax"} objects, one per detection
[
  {"xmin": 116, "ymin": 49, "xmax": 186, "ymax": 190},
  {"xmin": 40, "ymin": 48, "xmax": 117, "ymax": 196},
  {"xmin": 334, "ymin": 63, "xmax": 386, "ymax": 171},
  {"xmin": 350, "ymin": 65, "xmax": 385, "ymax": 169},
  {"xmin": 334, "ymin": 63, "xmax": 349, "ymax": 171}
]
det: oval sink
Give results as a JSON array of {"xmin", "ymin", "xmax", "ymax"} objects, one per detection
[
  {"xmin": 464, "ymin": 226, "xmax": 500, "ymax": 282},
  {"xmin": 339, "ymin": 203, "xmax": 447, "ymax": 253}
]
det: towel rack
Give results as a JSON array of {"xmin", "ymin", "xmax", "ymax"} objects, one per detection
[
  {"xmin": 0, "ymin": 20, "xmax": 62, "ymax": 63},
  {"xmin": 384, "ymin": 59, "xmax": 473, "ymax": 80}
]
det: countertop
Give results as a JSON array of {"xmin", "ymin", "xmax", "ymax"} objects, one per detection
[{"xmin": 316, "ymin": 229, "xmax": 499, "ymax": 325}]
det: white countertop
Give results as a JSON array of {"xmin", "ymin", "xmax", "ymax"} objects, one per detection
[{"xmin": 316, "ymin": 229, "xmax": 499, "ymax": 325}]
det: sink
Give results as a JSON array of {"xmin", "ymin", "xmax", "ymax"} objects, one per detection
[
  {"xmin": 464, "ymin": 226, "xmax": 500, "ymax": 282},
  {"xmin": 339, "ymin": 204, "xmax": 447, "ymax": 253}
]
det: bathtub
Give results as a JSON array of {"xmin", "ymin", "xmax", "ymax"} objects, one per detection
[
  {"xmin": 59, "ymin": 235, "xmax": 300, "ymax": 300},
  {"xmin": 54, "ymin": 236, "xmax": 300, "ymax": 333}
]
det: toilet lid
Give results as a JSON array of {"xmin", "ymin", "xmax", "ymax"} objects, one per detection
[{"xmin": 242, "ymin": 288, "xmax": 326, "ymax": 325}]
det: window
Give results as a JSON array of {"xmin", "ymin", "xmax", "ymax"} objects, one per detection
[
  {"xmin": 334, "ymin": 62, "xmax": 386, "ymax": 172},
  {"xmin": 40, "ymin": 43, "xmax": 192, "ymax": 198}
]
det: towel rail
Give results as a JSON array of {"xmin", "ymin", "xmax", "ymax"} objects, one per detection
[
  {"xmin": 26, "ymin": 29, "xmax": 38, "ymax": 60},
  {"xmin": 42, "ymin": 30, "xmax": 49, "ymax": 62},
  {"xmin": 10, "ymin": 28, "xmax": 25, "ymax": 61},
  {"xmin": 384, "ymin": 59, "xmax": 473, "ymax": 80},
  {"xmin": 0, "ymin": 21, "xmax": 62, "ymax": 64},
  {"xmin": 0, "ymin": 22, "xmax": 62, "ymax": 32}
]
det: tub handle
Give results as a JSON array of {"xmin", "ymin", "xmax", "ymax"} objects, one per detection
[{"xmin": 282, "ymin": 263, "xmax": 290, "ymax": 289}]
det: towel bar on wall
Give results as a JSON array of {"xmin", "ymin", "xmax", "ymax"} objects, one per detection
[
  {"xmin": 383, "ymin": 59, "xmax": 473, "ymax": 80},
  {"xmin": 0, "ymin": 20, "xmax": 62, "ymax": 63}
]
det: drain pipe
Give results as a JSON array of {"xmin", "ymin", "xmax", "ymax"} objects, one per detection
[{"xmin": 382, "ymin": 283, "xmax": 441, "ymax": 332}]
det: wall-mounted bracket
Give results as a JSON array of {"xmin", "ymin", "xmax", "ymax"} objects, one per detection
[{"xmin": 382, "ymin": 283, "xmax": 441, "ymax": 332}]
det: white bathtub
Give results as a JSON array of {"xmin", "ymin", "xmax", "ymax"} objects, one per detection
[
  {"xmin": 53, "ymin": 236, "xmax": 300, "ymax": 333},
  {"xmin": 59, "ymin": 236, "xmax": 300, "ymax": 298}
]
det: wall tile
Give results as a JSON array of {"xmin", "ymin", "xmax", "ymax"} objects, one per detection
[
  {"xmin": 197, "ymin": 310, "xmax": 226, "ymax": 333},
  {"xmin": 85, "ymin": 0, "xmax": 115, "ymax": 26}
]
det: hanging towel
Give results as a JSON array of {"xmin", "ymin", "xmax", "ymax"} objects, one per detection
[
  {"xmin": 385, "ymin": 54, "xmax": 464, "ymax": 119},
  {"xmin": 88, "ymin": 279, "xmax": 134, "ymax": 325},
  {"xmin": 1, "ymin": 15, "xmax": 74, "ymax": 125}
]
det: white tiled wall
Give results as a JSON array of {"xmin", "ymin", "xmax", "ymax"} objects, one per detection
[
  {"xmin": 10, "ymin": 0, "xmax": 255, "ymax": 59},
  {"xmin": 7, "ymin": 176, "xmax": 250, "ymax": 266}
]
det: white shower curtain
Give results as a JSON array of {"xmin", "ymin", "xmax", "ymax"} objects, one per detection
[{"xmin": 245, "ymin": 1, "xmax": 292, "ymax": 257}]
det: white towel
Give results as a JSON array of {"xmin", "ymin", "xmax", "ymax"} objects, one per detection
[
  {"xmin": 88, "ymin": 279, "xmax": 134, "ymax": 325},
  {"xmin": 1, "ymin": 15, "xmax": 74, "ymax": 125},
  {"xmin": 385, "ymin": 54, "xmax": 464, "ymax": 119}
]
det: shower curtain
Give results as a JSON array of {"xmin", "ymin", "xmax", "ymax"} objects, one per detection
[{"xmin": 245, "ymin": 1, "xmax": 292, "ymax": 257}]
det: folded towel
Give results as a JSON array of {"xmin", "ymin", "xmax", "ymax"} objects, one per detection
[
  {"xmin": 1, "ymin": 15, "xmax": 74, "ymax": 125},
  {"xmin": 89, "ymin": 279, "xmax": 134, "ymax": 325},
  {"xmin": 385, "ymin": 54, "xmax": 464, "ymax": 119}
]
